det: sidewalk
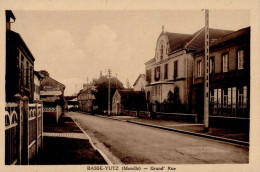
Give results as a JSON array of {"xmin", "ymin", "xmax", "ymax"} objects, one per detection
[
  {"xmin": 30, "ymin": 115, "xmax": 107, "ymax": 165},
  {"xmin": 95, "ymin": 114, "xmax": 249, "ymax": 144}
]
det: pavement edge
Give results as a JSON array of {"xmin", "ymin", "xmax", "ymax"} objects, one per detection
[
  {"xmin": 69, "ymin": 116, "xmax": 113, "ymax": 165},
  {"xmin": 96, "ymin": 114, "xmax": 249, "ymax": 147}
]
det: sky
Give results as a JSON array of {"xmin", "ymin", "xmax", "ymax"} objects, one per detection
[{"xmin": 11, "ymin": 10, "xmax": 250, "ymax": 96}]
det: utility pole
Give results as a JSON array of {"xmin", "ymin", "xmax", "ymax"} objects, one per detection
[
  {"xmin": 108, "ymin": 69, "xmax": 111, "ymax": 115},
  {"xmin": 204, "ymin": 9, "xmax": 209, "ymax": 131}
]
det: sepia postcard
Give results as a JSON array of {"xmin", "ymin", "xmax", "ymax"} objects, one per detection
[{"xmin": 0, "ymin": 0, "xmax": 260, "ymax": 172}]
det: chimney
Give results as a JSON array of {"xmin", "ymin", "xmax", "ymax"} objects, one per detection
[{"xmin": 6, "ymin": 10, "xmax": 16, "ymax": 32}]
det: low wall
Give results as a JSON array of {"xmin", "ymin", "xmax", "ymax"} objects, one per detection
[
  {"xmin": 209, "ymin": 116, "xmax": 249, "ymax": 131},
  {"xmin": 153, "ymin": 112, "xmax": 197, "ymax": 123},
  {"xmin": 43, "ymin": 105, "xmax": 63, "ymax": 124}
]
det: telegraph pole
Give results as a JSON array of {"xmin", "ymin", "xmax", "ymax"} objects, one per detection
[
  {"xmin": 108, "ymin": 69, "xmax": 111, "ymax": 115},
  {"xmin": 204, "ymin": 9, "xmax": 209, "ymax": 131}
]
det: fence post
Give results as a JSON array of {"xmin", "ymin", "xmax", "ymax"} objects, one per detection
[
  {"xmin": 34, "ymin": 100, "xmax": 38, "ymax": 155},
  {"xmin": 22, "ymin": 96, "xmax": 29, "ymax": 165},
  {"xmin": 14, "ymin": 94, "xmax": 22, "ymax": 165}
]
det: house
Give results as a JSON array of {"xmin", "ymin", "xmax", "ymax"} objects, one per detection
[
  {"xmin": 40, "ymin": 70, "xmax": 65, "ymax": 104},
  {"xmin": 145, "ymin": 26, "xmax": 233, "ymax": 113},
  {"xmin": 6, "ymin": 10, "xmax": 35, "ymax": 102},
  {"xmin": 112, "ymin": 89, "xmax": 146, "ymax": 115},
  {"xmin": 40, "ymin": 70, "xmax": 66, "ymax": 123},
  {"xmin": 34, "ymin": 71, "xmax": 43, "ymax": 101},
  {"xmin": 192, "ymin": 27, "xmax": 250, "ymax": 124},
  {"xmin": 133, "ymin": 74, "xmax": 146, "ymax": 91},
  {"xmin": 5, "ymin": 10, "xmax": 43, "ymax": 165},
  {"xmin": 78, "ymin": 83, "xmax": 95, "ymax": 112}
]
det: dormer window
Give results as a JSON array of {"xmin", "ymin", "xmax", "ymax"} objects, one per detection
[{"xmin": 160, "ymin": 44, "xmax": 163, "ymax": 60}]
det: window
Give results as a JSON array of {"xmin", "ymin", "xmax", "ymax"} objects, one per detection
[
  {"xmin": 174, "ymin": 61, "xmax": 178, "ymax": 79},
  {"xmin": 155, "ymin": 86, "xmax": 157, "ymax": 95},
  {"xmin": 21, "ymin": 55, "xmax": 24, "ymax": 86},
  {"xmin": 197, "ymin": 60, "xmax": 202, "ymax": 77},
  {"xmin": 160, "ymin": 44, "xmax": 163, "ymax": 59},
  {"xmin": 154, "ymin": 66, "xmax": 160, "ymax": 81},
  {"xmin": 209, "ymin": 57, "xmax": 215, "ymax": 74},
  {"xmin": 222, "ymin": 53, "xmax": 228, "ymax": 72},
  {"xmin": 164, "ymin": 64, "xmax": 168, "ymax": 79},
  {"xmin": 26, "ymin": 62, "xmax": 29, "ymax": 88},
  {"xmin": 146, "ymin": 69, "xmax": 151, "ymax": 84},
  {"xmin": 223, "ymin": 89, "xmax": 228, "ymax": 108},
  {"xmin": 237, "ymin": 49, "xmax": 244, "ymax": 70},
  {"xmin": 238, "ymin": 86, "xmax": 247, "ymax": 108}
]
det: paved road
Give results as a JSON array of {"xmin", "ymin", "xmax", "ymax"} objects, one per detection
[{"xmin": 69, "ymin": 112, "xmax": 249, "ymax": 164}]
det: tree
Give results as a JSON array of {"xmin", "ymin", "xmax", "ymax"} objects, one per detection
[
  {"xmin": 92, "ymin": 75, "xmax": 124, "ymax": 112},
  {"xmin": 126, "ymin": 79, "xmax": 131, "ymax": 89}
]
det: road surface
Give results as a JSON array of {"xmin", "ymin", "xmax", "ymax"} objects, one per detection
[{"xmin": 68, "ymin": 112, "xmax": 249, "ymax": 164}]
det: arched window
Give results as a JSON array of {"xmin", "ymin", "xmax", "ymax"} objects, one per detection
[{"xmin": 160, "ymin": 44, "xmax": 163, "ymax": 59}]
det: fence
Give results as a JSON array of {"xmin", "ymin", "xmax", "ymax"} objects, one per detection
[
  {"xmin": 5, "ymin": 94, "xmax": 43, "ymax": 165},
  {"xmin": 43, "ymin": 105, "xmax": 62, "ymax": 123},
  {"xmin": 209, "ymin": 103, "xmax": 249, "ymax": 118}
]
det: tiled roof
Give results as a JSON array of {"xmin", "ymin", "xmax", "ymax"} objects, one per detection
[
  {"xmin": 185, "ymin": 28, "xmax": 233, "ymax": 51},
  {"xmin": 165, "ymin": 32, "xmax": 193, "ymax": 53}
]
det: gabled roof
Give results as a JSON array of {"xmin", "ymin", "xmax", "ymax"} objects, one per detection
[
  {"xmin": 145, "ymin": 27, "xmax": 234, "ymax": 64},
  {"xmin": 117, "ymin": 89, "xmax": 143, "ymax": 100},
  {"xmin": 133, "ymin": 74, "xmax": 145, "ymax": 86}
]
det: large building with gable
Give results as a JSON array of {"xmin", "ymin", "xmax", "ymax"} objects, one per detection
[{"xmin": 145, "ymin": 26, "xmax": 233, "ymax": 113}]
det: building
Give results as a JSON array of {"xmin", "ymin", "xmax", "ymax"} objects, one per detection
[
  {"xmin": 112, "ymin": 89, "xmax": 146, "ymax": 115},
  {"xmin": 34, "ymin": 71, "xmax": 43, "ymax": 101},
  {"xmin": 40, "ymin": 70, "xmax": 66, "ymax": 105},
  {"xmin": 78, "ymin": 83, "xmax": 95, "ymax": 112},
  {"xmin": 145, "ymin": 26, "xmax": 233, "ymax": 113},
  {"xmin": 6, "ymin": 10, "xmax": 35, "ymax": 102},
  {"xmin": 133, "ymin": 74, "xmax": 146, "ymax": 91},
  {"xmin": 192, "ymin": 27, "xmax": 250, "ymax": 123}
]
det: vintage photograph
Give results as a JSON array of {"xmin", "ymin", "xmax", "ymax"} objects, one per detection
[{"xmin": 3, "ymin": 5, "xmax": 255, "ymax": 171}]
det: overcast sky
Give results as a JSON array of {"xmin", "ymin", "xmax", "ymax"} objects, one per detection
[{"xmin": 11, "ymin": 10, "xmax": 250, "ymax": 96}]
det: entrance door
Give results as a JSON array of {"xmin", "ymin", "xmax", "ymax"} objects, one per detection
[{"xmin": 196, "ymin": 87, "xmax": 204, "ymax": 123}]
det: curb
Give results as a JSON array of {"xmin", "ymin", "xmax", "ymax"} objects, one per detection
[
  {"xmin": 96, "ymin": 114, "xmax": 249, "ymax": 147},
  {"xmin": 69, "ymin": 116, "xmax": 113, "ymax": 165}
]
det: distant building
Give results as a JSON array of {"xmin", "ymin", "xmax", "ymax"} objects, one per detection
[
  {"xmin": 6, "ymin": 10, "xmax": 35, "ymax": 102},
  {"xmin": 133, "ymin": 74, "xmax": 146, "ymax": 91},
  {"xmin": 145, "ymin": 26, "xmax": 233, "ymax": 112},
  {"xmin": 112, "ymin": 89, "xmax": 146, "ymax": 115},
  {"xmin": 192, "ymin": 27, "xmax": 250, "ymax": 121},
  {"xmin": 78, "ymin": 83, "xmax": 95, "ymax": 112},
  {"xmin": 34, "ymin": 71, "xmax": 43, "ymax": 101},
  {"xmin": 40, "ymin": 70, "xmax": 66, "ymax": 105}
]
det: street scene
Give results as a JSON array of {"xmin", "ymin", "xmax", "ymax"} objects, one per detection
[{"xmin": 4, "ymin": 8, "xmax": 253, "ymax": 170}]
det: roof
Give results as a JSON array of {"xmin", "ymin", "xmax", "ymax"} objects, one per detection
[
  {"xmin": 165, "ymin": 32, "xmax": 193, "ymax": 53},
  {"xmin": 42, "ymin": 75, "xmax": 66, "ymax": 88},
  {"xmin": 34, "ymin": 71, "xmax": 43, "ymax": 80},
  {"xmin": 194, "ymin": 27, "xmax": 250, "ymax": 55},
  {"xmin": 185, "ymin": 28, "xmax": 233, "ymax": 51},
  {"xmin": 7, "ymin": 31, "xmax": 35, "ymax": 62},
  {"xmin": 6, "ymin": 10, "xmax": 16, "ymax": 21},
  {"xmin": 145, "ymin": 27, "xmax": 233, "ymax": 64},
  {"xmin": 117, "ymin": 89, "xmax": 141, "ymax": 98},
  {"xmin": 133, "ymin": 74, "xmax": 145, "ymax": 86}
]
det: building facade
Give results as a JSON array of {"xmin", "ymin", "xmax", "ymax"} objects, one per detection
[
  {"xmin": 133, "ymin": 74, "xmax": 146, "ymax": 91},
  {"xmin": 40, "ymin": 70, "xmax": 66, "ymax": 105},
  {"xmin": 33, "ymin": 71, "xmax": 43, "ymax": 101},
  {"xmin": 78, "ymin": 83, "xmax": 95, "ymax": 112},
  {"xmin": 6, "ymin": 10, "xmax": 35, "ymax": 102},
  {"xmin": 145, "ymin": 26, "xmax": 232, "ymax": 112},
  {"xmin": 192, "ymin": 27, "xmax": 250, "ymax": 121}
]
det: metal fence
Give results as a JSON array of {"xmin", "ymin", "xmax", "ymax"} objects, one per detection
[
  {"xmin": 5, "ymin": 94, "xmax": 43, "ymax": 165},
  {"xmin": 209, "ymin": 103, "xmax": 249, "ymax": 118}
]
